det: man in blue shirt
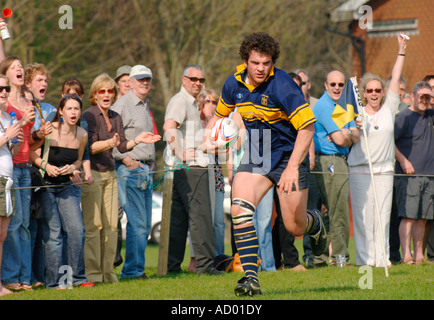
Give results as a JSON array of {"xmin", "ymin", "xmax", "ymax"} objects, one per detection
[
  {"xmin": 24, "ymin": 63, "xmax": 56, "ymax": 288},
  {"xmin": 24, "ymin": 63, "xmax": 56, "ymax": 131},
  {"xmin": 312, "ymin": 70, "xmax": 359, "ymax": 267}
]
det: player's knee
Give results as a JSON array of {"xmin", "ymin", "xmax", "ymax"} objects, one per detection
[
  {"xmin": 231, "ymin": 198, "xmax": 256, "ymax": 226},
  {"xmin": 282, "ymin": 214, "xmax": 305, "ymax": 236}
]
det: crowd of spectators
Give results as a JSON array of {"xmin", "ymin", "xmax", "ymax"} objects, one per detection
[{"xmin": 0, "ymin": 25, "xmax": 432, "ymax": 297}]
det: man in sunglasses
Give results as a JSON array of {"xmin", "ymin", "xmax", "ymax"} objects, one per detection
[
  {"xmin": 163, "ymin": 65, "xmax": 219, "ymax": 275},
  {"xmin": 311, "ymin": 70, "xmax": 359, "ymax": 268},
  {"xmin": 111, "ymin": 65, "xmax": 159, "ymax": 280}
]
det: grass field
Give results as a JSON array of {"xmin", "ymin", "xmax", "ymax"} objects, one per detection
[{"xmin": 1, "ymin": 238, "xmax": 433, "ymax": 302}]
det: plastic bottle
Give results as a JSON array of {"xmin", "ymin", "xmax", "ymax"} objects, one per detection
[
  {"xmin": 0, "ymin": 23, "xmax": 10, "ymax": 40},
  {"xmin": 1, "ymin": 8, "xmax": 13, "ymax": 41},
  {"xmin": 9, "ymin": 112, "xmax": 19, "ymax": 144}
]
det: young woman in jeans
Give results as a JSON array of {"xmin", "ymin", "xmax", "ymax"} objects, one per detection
[{"xmin": 30, "ymin": 94, "xmax": 93, "ymax": 289}]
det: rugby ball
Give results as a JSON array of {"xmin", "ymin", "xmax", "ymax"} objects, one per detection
[{"xmin": 210, "ymin": 117, "xmax": 239, "ymax": 148}]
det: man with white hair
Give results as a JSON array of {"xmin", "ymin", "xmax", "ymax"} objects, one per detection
[{"xmin": 111, "ymin": 65, "xmax": 158, "ymax": 279}]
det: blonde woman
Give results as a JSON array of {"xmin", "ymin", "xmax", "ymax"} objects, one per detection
[
  {"xmin": 348, "ymin": 34, "xmax": 407, "ymax": 267},
  {"xmin": 81, "ymin": 74, "xmax": 160, "ymax": 284}
]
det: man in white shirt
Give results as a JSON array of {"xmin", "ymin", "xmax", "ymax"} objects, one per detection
[{"xmin": 163, "ymin": 65, "xmax": 218, "ymax": 274}]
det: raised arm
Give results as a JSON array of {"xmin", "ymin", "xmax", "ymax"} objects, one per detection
[
  {"xmin": 0, "ymin": 19, "xmax": 6, "ymax": 63},
  {"xmin": 388, "ymin": 34, "xmax": 408, "ymax": 95}
]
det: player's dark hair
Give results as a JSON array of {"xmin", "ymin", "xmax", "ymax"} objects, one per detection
[{"xmin": 239, "ymin": 32, "xmax": 280, "ymax": 64}]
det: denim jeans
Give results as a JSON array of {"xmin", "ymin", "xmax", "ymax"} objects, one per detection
[
  {"xmin": 253, "ymin": 187, "xmax": 276, "ymax": 271},
  {"xmin": 1, "ymin": 167, "xmax": 32, "ymax": 285},
  {"xmin": 214, "ymin": 191, "xmax": 225, "ymax": 256},
  {"xmin": 116, "ymin": 162, "xmax": 153, "ymax": 279},
  {"xmin": 29, "ymin": 218, "xmax": 45, "ymax": 284},
  {"xmin": 41, "ymin": 182, "xmax": 87, "ymax": 289}
]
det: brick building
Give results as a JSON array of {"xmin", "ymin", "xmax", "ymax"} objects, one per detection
[{"xmin": 331, "ymin": 0, "xmax": 434, "ymax": 92}]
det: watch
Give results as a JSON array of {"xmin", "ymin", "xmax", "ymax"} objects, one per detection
[{"xmin": 4, "ymin": 135, "xmax": 10, "ymax": 141}]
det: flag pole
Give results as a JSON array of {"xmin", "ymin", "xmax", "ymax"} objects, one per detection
[{"xmin": 352, "ymin": 77, "xmax": 389, "ymax": 277}]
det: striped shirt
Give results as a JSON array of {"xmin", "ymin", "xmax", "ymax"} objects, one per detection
[{"xmin": 216, "ymin": 64, "xmax": 315, "ymax": 171}]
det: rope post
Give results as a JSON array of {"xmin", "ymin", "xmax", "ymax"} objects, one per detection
[{"xmin": 157, "ymin": 165, "xmax": 173, "ymax": 277}]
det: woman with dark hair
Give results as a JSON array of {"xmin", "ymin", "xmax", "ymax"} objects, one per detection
[
  {"xmin": 30, "ymin": 94, "xmax": 93, "ymax": 289},
  {"xmin": 61, "ymin": 78, "xmax": 85, "ymax": 98},
  {"xmin": 60, "ymin": 78, "xmax": 93, "ymax": 185}
]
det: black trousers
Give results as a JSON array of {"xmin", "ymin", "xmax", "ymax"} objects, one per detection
[
  {"xmin": 272, "ymin": 188, "xmax": 301, "ymax": 268},
  {"xmin": 167, "ymin": 167, "xmax": 215, "ymax": 273}
]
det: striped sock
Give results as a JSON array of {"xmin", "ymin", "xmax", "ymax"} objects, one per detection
[
  {"xmin": 306, "ymin": 210, "xmax": 320, "ymax": 235},
  {"xmin": 234, "ymin": 225, "xmax": 259, "ymax": 282}
]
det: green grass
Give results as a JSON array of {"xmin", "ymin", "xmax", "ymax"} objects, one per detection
[{"xmin": 1, "ymin": 239, "xmax": 433, "ymax": 300}]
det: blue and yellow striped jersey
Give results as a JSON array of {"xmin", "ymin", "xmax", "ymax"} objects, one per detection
[{"xmin": 216, "ymin": 64, "xmax": 316, "ymax": 171}]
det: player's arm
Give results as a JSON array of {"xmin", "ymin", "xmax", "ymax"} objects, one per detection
[
  {"xmin": 290, "ymin": 123, "xmax": 315, "ymax": 168},
  {"xmin": 163, "ymin": 119, "xmax": 188, "ymax": 161}
]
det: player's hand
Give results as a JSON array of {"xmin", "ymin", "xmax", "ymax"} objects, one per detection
[{"xmin": 277, "ymin": 165, "xmax": 299, "ymax": 196}]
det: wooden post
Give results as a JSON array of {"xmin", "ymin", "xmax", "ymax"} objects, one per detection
[{"xmin": 157, "ymin": 166, "xmax": 173, "ymax": 277}]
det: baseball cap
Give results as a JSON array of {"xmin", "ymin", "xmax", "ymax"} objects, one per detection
[
  {"xmin": 130, "ymin": 65, "xmax": 153, "ymax": 80},
  {"xmin": 115, "ymin": 65, "xmax": 132, "ymax": 81}
]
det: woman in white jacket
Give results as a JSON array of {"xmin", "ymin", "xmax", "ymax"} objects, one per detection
[
  {"xmin": 348, "ymin": 34, "xmax": 407, "ymax": 267},
  {"xmin": 0, "ymin": 74, "xmax": 23, "ymax": 295}
]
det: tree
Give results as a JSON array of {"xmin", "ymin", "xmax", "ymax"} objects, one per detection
[{"xmin": 1, "ymin": 0, "xmax": 351, "ymax": 179}]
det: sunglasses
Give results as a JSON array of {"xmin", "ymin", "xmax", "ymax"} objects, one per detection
[
  {"xmin": 97, "ymin": 88, "xmax": 115, "ymax": 95},
  {"xmin": 300, "ymin": 81, "xmax": 306, "ymax": 87},
  {"xmin": 0, "ymin": 86, "xmax": 11, "ymax": 93},
  {"xmin": 184, "ymin": 76, "xmax": 206, "ymax": 84},
  {"xmin": 366, "ymin": 88, "xmax": 382, "ymax": 94},
  {"xmin": 329, "ymin": 82, "xmax": 344, "ymax": 88},
  {"xmin": 204, "ymin": 99, "xmax": 218, "ymax": 105}
]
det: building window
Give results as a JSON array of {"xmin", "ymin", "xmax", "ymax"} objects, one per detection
[{"xmin": 367, "ymin": 19, "xmax": 418, "ymax": 38}]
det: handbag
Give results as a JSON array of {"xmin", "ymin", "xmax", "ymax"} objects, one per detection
[
  {"xmin": 30, "ymin": 133, "xmax": 52, "ymax": 219},
  {"xmin": 213, "ymin": 253, "xmax": 262, "ymax": 273}
]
